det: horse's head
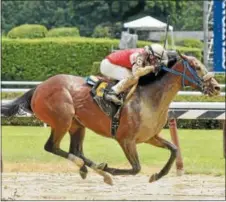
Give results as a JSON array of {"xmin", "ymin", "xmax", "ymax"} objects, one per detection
[{"xmin": 176, "ymin": 52, "xmax": 221, "ymax": 97}]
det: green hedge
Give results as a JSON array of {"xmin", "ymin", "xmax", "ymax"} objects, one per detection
[
  {"xmin": 214, "ymin": 73, "xmax": 225, "ymax": 84},
  {"xmin": 46, "ymin": 27, "xmax": 80, "ymax": 37},
  {"xmin": 91, "ymin": 61, "xmax": 102, "ymax": 75},
  {"xmin": 2, "ymin": 37, "xmax": 119, "ymax": 80},
  {"xmin": 3, "ymin": 37, "xmax": 200, "ymax": 81},
  {"xmin": 176, "ymin": 38, "xmax": 203, "ymax": 49},
  {"xmin": 2, "ymin": 37, "xmax": 203, "ymax": 82},
  {"xmin": 7, "ymin": 24, "xmax": 48, "ymax": 39},
  {"xmin": 2, "ymin": 117, "xmax": 43, "ymax": 126},
  {"xmin": 165, "ymin": 119, "xmax": 223, "ymax": 130},
  {"xmin": 92, "ymin": 25, "xmax": 111, "ymax": 38},
  {"xmin": 176, "ymin": 47, "xmax": 202, "ymax": 61}
]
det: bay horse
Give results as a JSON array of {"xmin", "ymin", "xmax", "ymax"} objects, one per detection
[{"xmin": 1, "ymin": 53, "xmax": 221, "ymax": 185}]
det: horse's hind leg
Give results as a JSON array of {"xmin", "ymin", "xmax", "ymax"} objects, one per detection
[
  {"xmin": 69, "ymin": 122, "xmax": 113, "ymax": 185},
  {"xmin": 34, "ymin": 88, "xmax": 84, "ymax": 173},
  {"xmin": 44, "ymin": 125, "xmax": 84, "ymax": 171},
  {"xmin": 69, "ymin": 122, "xmax": 88, "ymax": 179},
  {"xmin": 145, "ymin": 135, "xmax": 178, "ymax": 183}
]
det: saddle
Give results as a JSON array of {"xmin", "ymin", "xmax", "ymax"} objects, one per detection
[{"xmin": 85, "ymin": 75, "xmax": 127, "ymax": 137}]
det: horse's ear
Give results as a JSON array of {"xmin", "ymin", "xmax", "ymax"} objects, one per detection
[{"xmin": 177, "ymin": 50, "xmax": 188, "ymax": 61}]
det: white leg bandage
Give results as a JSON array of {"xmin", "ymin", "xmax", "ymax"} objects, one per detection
[{"xmin": 68, "ymin": 153, "xmax": 84, "ymax": 168}]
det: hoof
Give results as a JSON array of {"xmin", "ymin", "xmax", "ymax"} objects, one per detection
[
  {"xmin": 79, "ymin": 170, "xmax": 87, "ymax": 179},
  {"xmin": 97, "ymin": 162, "xmax": 107, "ymax": 170},
  {"xmin": 103, "ymin": 174, "xmax": 113, "ymax": 186},
  {"xmin": 149, "ymin": 173, "xmax": 158, "ymax": 183},
  {"xmin": 176, "ymin": 169, "xmax": 184, "ymax": 176},
  {"xmin": 79, "ymin": 165, "xmax": 88, "ymax": 179}
]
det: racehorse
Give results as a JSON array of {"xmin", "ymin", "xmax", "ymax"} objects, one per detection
[{"xmin": 1, "ymin": 53, "xmax": 221, "ymax": 185}]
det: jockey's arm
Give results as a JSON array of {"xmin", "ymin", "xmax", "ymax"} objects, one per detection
[{"xmin": 130, "ymin": 53, "xmax": 155, "ymax": 77}]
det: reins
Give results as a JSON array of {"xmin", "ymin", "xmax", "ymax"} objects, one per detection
[{"xmin": 160, "ymin": 60, "xmax": 203, "ymax": 89}]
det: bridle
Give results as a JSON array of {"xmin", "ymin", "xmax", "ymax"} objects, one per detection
[
  {"xmin": 160, "ymin": 59, "xmax": 204, "ymax": 90},
  {"xmin": 157, "ymin": 15, "xmax": 214, "ymax": 91}
]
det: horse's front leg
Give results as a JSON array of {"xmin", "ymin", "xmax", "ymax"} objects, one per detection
[
  {"xmin": 101, "ymin": 139, "xmax": 141, "ymax": 175},
  {"xmin": 145, "ymin": 135, "xmax": 178, "ymax": 183}
]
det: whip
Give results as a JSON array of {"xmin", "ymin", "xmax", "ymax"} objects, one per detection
[{"xmin": 161, "ymin": 14, "xmax": 170, "ymax": 60}]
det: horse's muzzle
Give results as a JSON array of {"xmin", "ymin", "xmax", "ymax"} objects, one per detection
[{"xmin": 203, "ymin": 77, "xmax": 221, "ymax": 97}]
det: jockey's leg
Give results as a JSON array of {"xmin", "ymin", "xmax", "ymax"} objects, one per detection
[
  {"xmin": 100, "ymin": 59, "xmax": 132, "ymax": 80},
  {"xmin": 111, "ymin": 75, "xmax": 138, "ymax": 95},
  {"xmin": 100, "ymin": 59, "xmax": 132, "ymax": 105},
  {"xmin": 111, "ymin": 66, "xmax": 154, "ymax": 96}
]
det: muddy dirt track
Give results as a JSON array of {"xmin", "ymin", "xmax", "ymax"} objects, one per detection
[{"xmin": 1, "ymin": 172, "xmax": 225, "ymax": 200}]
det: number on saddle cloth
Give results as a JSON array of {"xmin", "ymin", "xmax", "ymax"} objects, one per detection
[
  {"xmin": 85, "ymin": 75, "xmax": 110, "ymax": 98},
  {"xmin": 85, "ymin": 75, "xmax": 124, "ymax": 137}
]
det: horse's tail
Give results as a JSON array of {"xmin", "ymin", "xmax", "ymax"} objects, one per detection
[{"xmin": 1, "ymin": 87, "xmax": 37, "ymax": 117}]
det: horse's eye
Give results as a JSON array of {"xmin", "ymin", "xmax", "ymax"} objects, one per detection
[{"xmin": 196, "ymin": 66, "xmax": 201, "ymax": 71}]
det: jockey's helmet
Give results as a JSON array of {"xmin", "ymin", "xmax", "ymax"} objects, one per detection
[{"xmin": 144, "ymin": 43, "xmax": 168, "ymax": 65}]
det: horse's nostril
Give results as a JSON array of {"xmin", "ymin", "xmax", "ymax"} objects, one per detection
[{"xmin": 214, "ymin": 86, "xmax": 221, "ymax": 91}]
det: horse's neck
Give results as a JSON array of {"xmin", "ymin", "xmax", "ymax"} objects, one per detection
[
  {"xmin": 141, "ymin": 63, "xmax": 182, "ymax": 109},
  {"xmin": 158, "ymin": 70, "xmax": 181, "ymax": 108}
]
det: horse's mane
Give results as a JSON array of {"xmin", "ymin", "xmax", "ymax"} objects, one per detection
[{"xmin": 138, "ymin": 57, "xmax": 178, "ymax": 86}]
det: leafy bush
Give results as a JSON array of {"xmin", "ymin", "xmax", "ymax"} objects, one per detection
[
  {"xmin": 2, "ymin": 37, "xmax": 202, "ymax": 81},
  {"xmin": 46, "ymin": 27, "xmax": 80, "ymax": 37},
  {"xmin": 160, "ymin": 35, "xmax": 173, "ymax": 45},
  {"xmin": 1, "ymin": 38, "xmax": 153, "ymax": 81},
  {"xmin": 7, "ymin": 24, "xmax": 47, "ymax": 39},
  {"xmin": 92, "ymin": 25, "xmax": 111, "ymax": 38},
  {"xmin": 2, "ymin": 92, "xmax": 24, "ymax": 99},
  {"xmin": 2, "ymin": 117, "xmax": 43, "ymax": 126},
  {"xmin": 91, "ymin": 61, "xmax": 102, "ymax": 75},
  {"xmin": 2, "ymin": 37, "xmax": 119, "ymax": 81},
  {"xmin": 164, "ymin": 119, "xmax": 222, "ymax": 130},
  {"xmin": 176, "ymin": 47, "xmax": 202, "ymax": 60},
  {"xmin": 176, "ymin": 38, "xmax": 203, "ymax": 49},
  {"xmin": 112, "ymin": 22, "xmax": 123, "ymax": 39},
  {"xmin": 173, "ymin": 95, "xmax": 224, "ymax": 102}
]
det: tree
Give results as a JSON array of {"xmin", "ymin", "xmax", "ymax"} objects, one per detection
[{"xmin": 2, "ymin": 0, "xmax": 204, "ymax": 37}]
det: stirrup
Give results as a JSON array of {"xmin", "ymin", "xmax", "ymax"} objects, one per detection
[{"xmin": 105, "ymin": 91, "xmax": 123, "ymax": 105}]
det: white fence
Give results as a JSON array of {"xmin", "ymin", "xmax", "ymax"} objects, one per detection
[{"xmin": 1, "ymin": 81, "xmax": 42, "ymax": 85}]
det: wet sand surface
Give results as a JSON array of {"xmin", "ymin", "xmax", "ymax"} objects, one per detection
[{"xmin": 1, "ymin": 172, "xmax": 225, "ymax": 200}]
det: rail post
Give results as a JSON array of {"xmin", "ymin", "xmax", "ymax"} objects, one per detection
[{"xmin": 168, "ymin": 118, "xmax": 184, "ymax": 176}]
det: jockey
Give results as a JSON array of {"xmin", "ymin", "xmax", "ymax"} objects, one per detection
[{"xmin": 100, "ymin": 43, "xmax": 169, "ymax": 105}]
